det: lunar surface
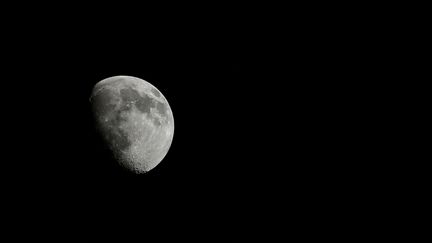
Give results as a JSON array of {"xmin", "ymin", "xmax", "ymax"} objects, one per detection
[{"xmin": 90, "ymin": 75, "xmax": 174, "ymax": 174}]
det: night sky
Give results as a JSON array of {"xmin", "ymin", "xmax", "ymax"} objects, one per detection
[
  {"xmin": 0, "ymin": 6, "xmax": 353, "ymax": 242},
  {"xmin": 2, "ymin": 18, "xmax": 271, "ymax": 241}
]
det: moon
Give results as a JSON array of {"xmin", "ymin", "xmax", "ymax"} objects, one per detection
[{"xmin": 90, "ymin": 75, "xmax": 174, "ymax": 174}]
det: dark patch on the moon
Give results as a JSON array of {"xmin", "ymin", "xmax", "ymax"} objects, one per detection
[
  {"xmin": 151, "ymin": 87, "xmax": 161, "ymax": 97},
  {"xmin": 119, "ymin": 86, "xmax": 165, "ymax": 127},
  {"xmin": 120, "ymin": 87, "xmax": 154, "ymax": 115},
  {"xmin": 120, "ymin": 87, "xmax": 141, "ymax": 105},
  {"xmin": 135, "ymin": 94, "xmax": 154, "ymax": 114},
  {"xmin": 156, "ymin": 101, "xmax": 167, "ymax": 116},
  {"xmin": 118, "ymin": 86, "xmax": 167, "ymax": 126}
]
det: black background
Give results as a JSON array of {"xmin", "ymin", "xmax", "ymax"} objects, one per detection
[
  {"xmin": 1, "ymin": 11, "xmax": 291, "ymax": 241},
  {"xmin": 0, "ymin": 5, "xmax": 369, "ymax": 241}
]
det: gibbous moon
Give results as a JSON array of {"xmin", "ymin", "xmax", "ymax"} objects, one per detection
[{"xmin": 90, "ymin": 75, "xmax": 174, "ymax": 174}]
